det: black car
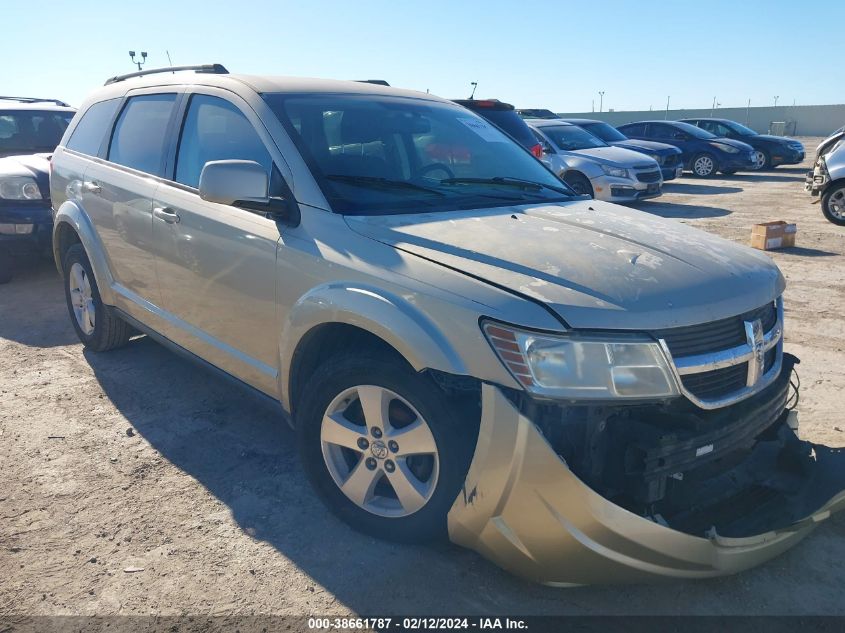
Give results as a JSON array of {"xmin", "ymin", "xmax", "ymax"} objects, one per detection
[
  {"xmin": 452, "ymin": 99, "xmax": 544, "ymax": 158},
  {"xmin": 516, "ymin": 108, "xmax": 558, "ymax": 119},
  {"xmin": 0, "ymin": 97, "xmax": 74, "ymax": 283},
  {"xmin": 558, "ymin": 118, "xmax": 684, "ymax": 181},
  {"xmin": 617, "ymin": 120, "xmax": 756, "ymax": 177},
  {"xmin": 680, "ymin": 118, "xmax": 805, "ymax": 170}
]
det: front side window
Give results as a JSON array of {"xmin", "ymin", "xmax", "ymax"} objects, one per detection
[
  {"xmin": 66, "ymin": 99, "xmax": 120, "ymax": 156},
  {"xmin": 108, "ymin": 94, "xmax": 177, "ymax": 175},
  {"xmin": 0, "ymin": 110, "xmax": 74, "ymax": 155},
  {"xmin": 175, "ymin": 95, "xmax": 273, "ymax": 188},
  {"xmin": 540, "ymin": 125, "xmax": 608, "ymax": 151},
  {"xmin": 263, "ymin": 93, "xmax": 572, "ymax": 215}
]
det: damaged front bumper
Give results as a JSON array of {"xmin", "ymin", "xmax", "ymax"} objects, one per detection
[{"xmin": 447, "ymin": 355, "xmax": 845, "ymax": 585}]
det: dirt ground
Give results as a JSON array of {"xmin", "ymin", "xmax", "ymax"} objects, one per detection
[{"xmin": 2, "ymin": 137, "xmax": 845, "ymax": 619}]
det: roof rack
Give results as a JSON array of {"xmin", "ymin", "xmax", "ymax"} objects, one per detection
[
  {"xmin": 104, "ymin": 63, "xmax": 229, "ymax": 86},
  {"xmin": 0, "ymin": 96, "xmax": 71, "ymax": 107}
]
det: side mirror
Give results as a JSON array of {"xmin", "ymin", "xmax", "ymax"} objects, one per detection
[{"xmin": 199, "ymin": 160, "xmax": 269, "ymax": 206}]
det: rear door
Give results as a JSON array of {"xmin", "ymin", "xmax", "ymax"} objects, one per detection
[
  {"xmin": 150, "ymin": 89, "xmax": 283, "ymax": 393},
  {"xmin": 81, "ymin": 90, "xmax": 181, "ymax": 312}
]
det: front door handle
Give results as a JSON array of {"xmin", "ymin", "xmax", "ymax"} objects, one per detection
[
  {"xmin": 153, "ymin": 206, "xmax": 180, "ymax": 224},
  {"xmin": 82, "ymin": 181, "xmax": 101, "ymax": 194}
]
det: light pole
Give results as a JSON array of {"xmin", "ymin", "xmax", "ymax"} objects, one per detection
[
  {"xmin": 598, "ymin": 91, "xmax": 605, "ymax": 113},
  {"xmin": 665, "ymin": 96, "xmax": 670, "ymax": 120},
  {"xmin": 746, "ymin": 98, "xmax": 751, "ymax": 125},
  {"xmin": 129, "ymin": 50, "xmax": 147, "ymax": 71},
  {"xmin": 773, "ymin": 95, "xmax": 779, "ymax": 107},
  {"xmin": 469, "ymin": 82, "xmax": 478, "ymax": 99}
]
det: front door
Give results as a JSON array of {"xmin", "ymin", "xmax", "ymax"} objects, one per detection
[{"xmin": 151, "ymin": 92, "xmax": 282, "ymax": 394}]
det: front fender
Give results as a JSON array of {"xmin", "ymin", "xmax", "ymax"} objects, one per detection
[
  {"xmin": 278, "ymin": 281, "xmax": 470, "ymax": 411},
  {"xmin": 52, "ymin": 200, "xmax": 116, "ymax": 305}
]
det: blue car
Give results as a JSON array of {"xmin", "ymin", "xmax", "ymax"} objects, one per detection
[
  {"xmin": 558, "ymin": 118, "xmax": 684, "ymax": 181},
  {"xmin": 617, "ymin": 120, "xmax": 757, "ymax": 177}
]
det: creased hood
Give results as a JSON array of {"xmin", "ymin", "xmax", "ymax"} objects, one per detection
[{"xmin": 345, "ymin": 200, "xmax": 785, "ymax": 330}]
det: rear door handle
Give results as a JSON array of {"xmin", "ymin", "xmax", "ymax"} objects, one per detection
[
  {"xmin": 82, "ymin": 181, "xmax": 101, "ymax": 194},
  {"xmin": 153, "ymin": 206, "xmax": 180, "ymax": 224}
]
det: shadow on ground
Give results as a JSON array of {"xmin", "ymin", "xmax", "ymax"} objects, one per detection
[
  {"xmin": 631, "ymin": 200, "xmax": 732, "ymax": 219},
  {"xmin": 721, "ymin": 173, "xmax": 806, "ymax": 183},
  {"xmin": 663, "ymin": 183, "xmax": 743, "ymax": 196}
]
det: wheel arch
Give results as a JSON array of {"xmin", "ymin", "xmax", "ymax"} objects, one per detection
[
  {"xmin": 52, "ymin": 200, "xmax": 116, "ymax": 305},
  {"xmin": 280, "ymin": 283, "xmax": 471, "ymax": 415}
]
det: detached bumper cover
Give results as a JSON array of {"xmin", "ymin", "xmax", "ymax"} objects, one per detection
[{"xmin": 447, "ymin": 383, "xmax": 845, "ymax": 586}]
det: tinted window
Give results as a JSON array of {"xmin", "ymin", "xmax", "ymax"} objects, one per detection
[
  {"xmin": 175, "ymin": 95, "xmax": 272, "ymax": 188},
  {"xmin": 108, "ymin": 94, "xmax": 177, "ymax": 175},
  {"xmin": 539, "ymin": 125, "xmax": 608, "ymax": 151},
  {"xmin": 471, "ymin": 109, "xmax": 537, "ymax": 149},
  {"xmin": 0, "ymin": 110, "xmax": 75, "ymax": 154},
  {"xmin": 67, "ymin": 100, "xmax": 120, "ymax": 156},
  {"xmin": 581, "ymin": 122, "xmax": 627, "ymax": 142},
  {"xmin": 619, "ymin": 123, "xmax": 645, "ymax": 136}
]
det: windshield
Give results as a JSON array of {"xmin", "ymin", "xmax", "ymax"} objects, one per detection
[
  {"xmin": 0, "ymin": 110, "xmax": 74, "ymax": 155},
  {"xmin": 725, "ymin": 121, "xmax": 758, "ymax": 136},
  {"xmin": 674, "ymin": 121, "xmax": 716, "ymax": 139},
  {"xmin": 537, "ymin": 125, "xmax": 609, "ymax": 151},
  {"xmin": 580, "ymin": 121, "xmax": 627, "ymax": 143},
  {"xmin": 263, "ymin": 94, "xmax": 573, "ymax": 215}
]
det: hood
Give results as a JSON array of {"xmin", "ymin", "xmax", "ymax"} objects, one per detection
[
  {"xmin": 752, "ymin": 134, "xmax": 800, "ymax": 145},
  {"xmin": 711, "ymin": 137, "xmax": 755, "ymax": 152},
  {"xmin": 817, "ymin": 131, "xmax": 845, "ymax": 157},
  {"xmin": 611, "ymin": 139, "xmax": 681, "ymax": 156},
  {"xmin": 568, "ymin": 145, "xmax": 657, "ymax": 169},
  {"xmin": 345, "ymin": 201, "xmax": 784, "ymax": 331}
]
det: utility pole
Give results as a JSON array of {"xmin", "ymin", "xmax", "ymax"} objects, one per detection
[
  {"xmin": 598, "ymin": 91, "xmax": 605, "ymax": 113},
  {"xmin": 665, "ymin": 96, "xmax": 670, "ymax": 120},
  {"xmin": 591, "ymin": 99, "xmax": 595, "ymax": 113},
  {"xmin": 128, "ymin": 50, "xmax": 147, "ymax": 71}
]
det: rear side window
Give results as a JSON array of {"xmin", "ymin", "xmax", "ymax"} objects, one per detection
[
  {"xmin": 108, "ymin": 94, "xmax": 177, "ymax": 175},
  {"xmin": 65, "ymin": 99, "xmax": 120, "ymax": 156},
  {"xmin": 619, "ymin": 122, "xmax": 645, "ymax": 136},
  {"xmin": 175, "ymin": 95, "xmax": 272, "ymax": 188}
]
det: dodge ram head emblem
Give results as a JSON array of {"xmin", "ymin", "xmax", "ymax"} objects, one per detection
[{"xmin": 744, "ymin": 319, "xmax": 765, "ymax": 387}]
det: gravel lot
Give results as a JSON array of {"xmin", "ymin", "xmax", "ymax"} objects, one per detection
[{"xmin": 2, "ymin": 137, "xmax": 845, "ymax": 619}]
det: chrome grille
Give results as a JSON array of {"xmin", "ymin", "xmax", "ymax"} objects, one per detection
[{"xmin": 655, "ymin": 298, "xmax": 783, "ymax": 409}]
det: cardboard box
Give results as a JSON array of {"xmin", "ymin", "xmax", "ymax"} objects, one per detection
[{"xmin": 751, "ymin": 221, "xmax": 797, "ymax": 251}]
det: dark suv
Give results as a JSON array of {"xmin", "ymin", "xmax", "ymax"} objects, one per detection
[
  {"xmin": 0, "ymin": 96, "xmax": 75, "ymax": 283},
  {"xmin": 453, "ymin": 99, "xmax": 543, "ymax": 159}
]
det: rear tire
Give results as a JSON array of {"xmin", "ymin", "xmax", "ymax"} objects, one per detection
[
  {"xmin": 821, "ymin": 184, "xmax": 845, "ymax": 226},
  {"xmin": 691, "ymin": 153, "xmax": 717, "ymax": 177},
  {"xmin": 295, "ymin": 352, "xmax": 476, "ymax": 543},
  {"xmin": 63, "ymin": 244, "xmax": 132, "ymax": 351},
  {"xmin": 563, "ymin": 172, "xmax": 593, "ymax": 197}
]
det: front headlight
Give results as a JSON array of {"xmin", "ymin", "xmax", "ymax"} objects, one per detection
[
  {"xmin": 600, "ymin": 164, "xmax": 629, "ymax": 179},
  {"xmin": 0, "ymin": 176, "xmax": 42, "ymax": 200},
  {"xmin": 708, "ymin": 142, "xmax": 740, "ymax": 154},
  {"xmin": 482, "ymin": 321, "xmax": 680, "ymax": 400}
]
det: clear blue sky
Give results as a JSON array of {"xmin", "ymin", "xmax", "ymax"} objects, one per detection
[{"xmin": 4, "ymin": 0, "xmax": 842, "ymax": 111}]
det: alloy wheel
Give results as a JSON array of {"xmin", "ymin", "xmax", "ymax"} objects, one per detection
[
  {"xmin": 320, "ymin": 385, "xmax": 439, "ymax": 518},
  {"xmin": 68, "ymin": 262, "xmax": 96, "ymax": 336},
  {"xmin": 694, "ymin": 155, "xmax": 715, "ymax": 176},
  {"xmin": 828, "ymin": 189, "xmax": 845, "ymax": 221},
  {"xmin": 752, "ymin": 150, "xmax": 766, "ymax": 170}
]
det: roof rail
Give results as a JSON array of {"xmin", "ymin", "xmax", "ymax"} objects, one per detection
[
  {"xmin": 104, "ymin": 64, "xmax": 229, "ymax": 86},
  {"xmin": 0, "ymin": 96, "xmax": 71, "ymax": 107}
]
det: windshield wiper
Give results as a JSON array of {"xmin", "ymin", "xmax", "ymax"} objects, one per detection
[
  {"xmin": 326, "ymin": 174, "xmax": 444, "ymax": 196},
  {"xmin": 439, "ymin": 176, "xmax": 573, "ymax": 196}
]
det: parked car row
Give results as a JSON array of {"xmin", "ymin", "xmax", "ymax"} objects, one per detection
[{"xmin": 35, "ymin": 64, "xmax": 845, "ymax": 586}]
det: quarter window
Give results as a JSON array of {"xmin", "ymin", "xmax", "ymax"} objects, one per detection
[
  {"xmin": 65, "ymin": 99, "xmax": 121, "ymax": 156},
  {"xmin": 175, "ymin": 95, "xmax": 272, "ymax": 189},
  {"xmin": 108, "ymin": 94, "xmax": 177, "ymax": 175}
]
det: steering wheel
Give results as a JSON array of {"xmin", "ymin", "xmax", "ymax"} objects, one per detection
[{"xmin": 416, "ymin": 162, "xmax": 455, "ymax": 180}]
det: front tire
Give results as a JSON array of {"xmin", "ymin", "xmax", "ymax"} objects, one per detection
[
  {"xmin": 691, "ymin": 153, "xmax": 717, "ymax": 177},
  {"xmin": 752, "ymin": 149, "xmax": 771, "ymax": 170},
  {"xmin": 296, "ymin": 352, "xmax": 475, "ymax": 543},
  {"xmin": 563, "ymin": 172, "xmax": 593, "ymax": 197},
  {"xmin": 821, "ymin": 184, "xmax": 845, "ymax": 226},
  {"xmin": 63, "ymin": 244, "xmax": 132, "ymax": 351}
]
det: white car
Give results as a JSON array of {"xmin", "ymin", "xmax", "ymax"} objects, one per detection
[{"xmin": 526, "ymin": 119, "xmax": 663, "ymax": 202}]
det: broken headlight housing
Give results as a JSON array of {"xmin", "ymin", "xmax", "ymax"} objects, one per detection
[{"xmin": 482, "ymin": 321, "xmax": 680, "ymax": 400}]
